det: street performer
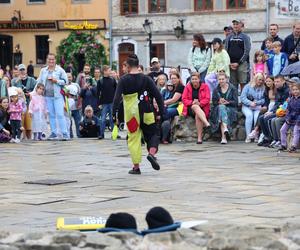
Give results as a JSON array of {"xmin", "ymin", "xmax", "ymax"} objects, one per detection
[{"xmin": 112, "ymin": 54, "xmax": 164, "ymax": 175}]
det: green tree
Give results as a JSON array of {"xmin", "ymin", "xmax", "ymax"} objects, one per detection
[{"xmin": 56, "ymin": 31, "xmax": 108, "ymax": 76}]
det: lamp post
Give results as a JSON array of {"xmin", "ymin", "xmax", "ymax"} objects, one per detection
[
  {"xmin": 143, "ymin": 19, "xmax": 153, "ymax": 66},
  {"xmin": 174, "ymin": 19, "xmax": 185, "ymax": 39}
]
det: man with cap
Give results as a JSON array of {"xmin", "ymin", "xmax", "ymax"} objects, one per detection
[
  {"xmin": 148, "ymin": 57, "xmax": 168, "ymax": 84},
  {"xmin": 225, "ymin": 19, "xmax": 251, "ymax": 91},
  {"xmin": 223, "ymin": 26, "xmax": 233, "ymax": 43},
  {"xmin": 261, "ymin": 24, "xmax": 284, "ymax": 51},
  {"xmin": 11, "ymin": 64, "xmax": 36, "ymax": 139}
]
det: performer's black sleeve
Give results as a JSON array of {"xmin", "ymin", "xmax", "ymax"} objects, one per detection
[
  {"xmin": 112, "ymin": 79, "xmax": 123, "ymax": 116},
  {"xmin": 147, "ymin": 77, "xmax": 164, "ymax": 117}
]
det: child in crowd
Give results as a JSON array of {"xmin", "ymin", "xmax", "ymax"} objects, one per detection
[
  {"xmin": 28, "ymin": 83, "xmax": 47, "ymax": 141},
  {"xmin": 252, "ymin": 50, "xmax": 268, "ymax": 78},
  {"xmin": 161, "ymin": 81, "xmax": 175, "ymax": 101},
  {"xmin": 8, "ymin": 87, "xmax": 24, "ymax": 143},
  {"xmin": 156, "ymin": 74, "xmax": 167, "ymax": 91},
  {"xmin": 79, "ymin": 105, "xmax": 100, "ymax": 138},
  {"xmin": 279, "ymin": 82, "xmax": 300, "ymax": 152},
  {"xmin": 263, "ymin": 37, "xmax": 274, "ymax": 74},
  {"xmin": 268, "ymin": 41, "xmax": 288, "ymax": 77}
]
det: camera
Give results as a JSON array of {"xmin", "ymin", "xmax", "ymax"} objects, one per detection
[{"xmin": 85, "ymin": 77, "xmax": 93, "ymax": 85}]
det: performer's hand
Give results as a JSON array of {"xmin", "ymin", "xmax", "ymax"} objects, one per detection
[{"xmin": 112, "ymin": 114, "xmax": 117, "ymax": 124}]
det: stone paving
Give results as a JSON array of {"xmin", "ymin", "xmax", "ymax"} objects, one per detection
[{"xmin": 0, "ymin": 135, "xmax": 300, "ymax": 233}]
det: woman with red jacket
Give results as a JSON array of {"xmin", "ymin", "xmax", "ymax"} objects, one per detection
[{"xmin": 182, "ymin": 72, "xmax": 210, "ymax": 144}]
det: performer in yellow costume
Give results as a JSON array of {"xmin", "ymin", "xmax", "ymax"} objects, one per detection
[{"xmin": 113, "ymin": 54, "xmax": 164, "ymax": 174}]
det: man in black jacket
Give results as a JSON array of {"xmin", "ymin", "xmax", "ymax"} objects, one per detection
[
  {"xmin": 97, "ymin": 65, "xmax": 117, "ymax": 139},
  {"xmin": 283, "ymin": 22, "xmax": 300, "ymax": 64},
  {"xmin": 261, "ymin": 24, "xmax": 284, "ymax": 50}
]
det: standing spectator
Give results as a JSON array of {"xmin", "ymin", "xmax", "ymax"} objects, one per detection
[
  {"xmin": 98, "ymin": 65, "xmax": 117, "ymax": 139},
  {"xmin": 225, "ymin": 19, "xmax": 251, "ymax": 90},
  {"xmin": 258, "ymin": 75, "xmax": 290, "ymax": 146},
  {"xmin": 241, "ymin": 73, "xmax": 265, "ymax": 143},
  {"xmin": 182, "ymin": 72, "xmax": 210, "ymax": 144},
  {"xmin": 0, "ymin": 97, "xmax": 11, "ymax": 142},
  {"xmin": 66, "ymin": 62, "xmax": 74, "ymax": 74},
  {"xmin": 137, "ymin": 65, "xmax": 144, "ymax": 74},
  {"xmin": 252, "ymin": 50, "xmax": 268, "ymax": 78},
  {"xmin": 28, "ymin": 83, "xmax": 47, "ymax": 141},
  {"xmin": 12, "ymin": 66, "xmax": 19, "ymax": 79},
  {"xmin": 4, "ymin": 65, "xmax": 12, "ymax": 80},
  {"xmin": 37, "ymin": 53, "xmax": 69, "ymax": 140},
  {"xmin": 66, "ymin": 73, "xmax": 81, "ymax": 138},
  {"xmin": 263, "ymin": 37, "xmax": 275, "ymax": 74},
  {"xmin": 80, "ymin": 76, "xmax": 99, "ymax": 118},
  {"xmin": 279, "ymin": 82, "xmax": 300, "ymax": 152},
  {"xmin": 188, "ymin": 33, "xmax": 211, "ymax": 83},
  {"xmin": 261, "ymin": 24, "xmax": 284, "ymax": 50},
  {"xmin": 110, "ymin": 70, "xmax": 120, "ymax": 81},
  {"xmin": 148, "ymin": 57, "xmax": 168, "ymax": 83},
  {"xmin": 268, "ymin": 41, "xmax": 288, "ymax": 77},
  {"xmin": 282, "ymin": 22, "xmax": 300, "ymax": 64},
  {"xmin": 76, "ymin": 64, "xmax": 95, "ymax": 88},
  {"xmin": 205, "ymin": 37, "xmax": 230, "ymax": 96},
  {"xmin": 223, "ymin": 26, "xmax": 233, "ymax": 43},
  {"xmin": 11, "ymin": 64, "xmax": 36, "ymax": 140},
  {"xmin": 0, "ymin": 69, "xmax": 8, "ymax": 97},
  {"xmin": 211, "ymin": 73, "xmax": 238, "ymax": 144},
  {"xmin": 27, "ymin": 60, "xmax": 34, "ymax": 78}
]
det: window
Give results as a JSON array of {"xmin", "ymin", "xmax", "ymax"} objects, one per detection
[
  {"xmin": 149, "ymin": 0, "xmax": 166, "ymax": 13},
  {"xmin": 194, "ymin": 0, "xmax": 213, "ymax": 11},
  {"xmin": 227, "ymin": 0, "xmax": 246, "ymax": 9},
  {"xmin": 27, "ymin": 0, "xmax": 45, "ymax": 3},
  {"xmin": 35, "ymin": 35, "xmax": 49, "ymax": 64},
  {"xmin": 121, "ymin": 0, "xmax": 138, "ymax": 15},
  {"xmin": 152, "ymin": 43, "xmax": 165, "ymax": 65},
  {"xmin": 0, "ymin": 0, "xmax": 10, "ymax": 3}
]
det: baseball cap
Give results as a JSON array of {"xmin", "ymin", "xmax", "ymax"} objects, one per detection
[
  {"xmin": 232, "ymin": 19, "xmax": 242, "ymax": 23},
  {"xmin": 18, "ymin": 64, "xmax": 26, "ymax": 71},
  {"xmin": 151, "ymin": 57, "xmax": 159, "ymax": 64},
  {"xmin": 223, "ymin": 26, "xmax": 233, "ymax": 31}
]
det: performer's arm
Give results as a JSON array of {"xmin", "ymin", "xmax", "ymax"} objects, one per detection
[{"xmin": 112, "ymin": 79, "xmax": 123, "ymax": 116}]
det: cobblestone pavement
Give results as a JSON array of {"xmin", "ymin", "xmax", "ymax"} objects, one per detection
[{"xmin": 0, "ymin": 135, "xmax": 300, "ymax": 233}]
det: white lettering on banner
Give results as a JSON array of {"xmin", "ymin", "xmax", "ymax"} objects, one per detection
[
  {"xmin": 79, "ymin": 217, "xmax": 106, "ymax": 225},
  {"xmin": 275, "ymin": 0, "xmax": 300, "ymax": 19}
]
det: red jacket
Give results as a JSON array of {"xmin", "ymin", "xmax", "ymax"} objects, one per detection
[{"xmin": 182, "ymin": 83, "xmax": 210, "ymax": 118}]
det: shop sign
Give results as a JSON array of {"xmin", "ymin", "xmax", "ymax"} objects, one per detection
[
  {"xmin": 0, "ymin": 21, "xmax": 57, "ymax": 30},
  {"xmin": 57, "ymin": 19, "xmax": 106, "ymax": 30}
]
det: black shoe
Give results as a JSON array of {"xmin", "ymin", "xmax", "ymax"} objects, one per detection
[
  {"xmin": 128, "ymin": 168, "xmax": 141, "ymax": 175},
  {"xmin": 278, "ymin": 145, "xmax": 287, "ymax": 151},
  {"xmin": 98, "ymin": 135, "xmax": 104, "ymax": 140},
  {"xmin": 288, "ymin": 146, "xmax": 297, "ymax": 153},
  {"xmin": 147, "ymin": 154, "xmax": 160, "ymax": 171},
  {"xmin": 258, "ymin": 140, "xmax": 269, "ymax": 147},
  {"xmin": 196, "ymin": 141, "xmax": 203, "ymax": 144}
]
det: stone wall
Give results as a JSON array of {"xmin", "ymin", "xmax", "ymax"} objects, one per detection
[
  {"xmin": 1, "ymin": 224, "xmax": 300, "ymax": 250},
  {"xmin": 173, "ymin": 111, "xmax": 246, "ymax": 142}
]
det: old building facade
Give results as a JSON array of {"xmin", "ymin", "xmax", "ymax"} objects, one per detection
[
  {"xmin": 0, "ymin": 0, "xmax": 108, "ymax": 74},
  {"xmin": 112, "ymin": 0, "xmax": 298, "ymax": 73}
]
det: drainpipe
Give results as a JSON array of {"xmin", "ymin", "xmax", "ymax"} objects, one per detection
[
  {"xmin": 109, "ymin": 0, "xmax": 113, "ymax": 68},
  {"xmin": 266, "ymin": 0, "xmax": 270, "ymax": 36}
]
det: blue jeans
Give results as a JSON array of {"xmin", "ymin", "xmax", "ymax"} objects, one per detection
[
  {"xmin": 100, "ymin": 103, "xmax": 114, "ymax": 137},
  {"xmin": 45, "ymin": 96, "xmax": 67, "ymax": 136},
  {"xmin": 70, "ymin": 109, "xmax": 81, "ymax": 138},
  {"xmin": 242, "ymin": 105, "xmax": 260, "ymax": 137}
]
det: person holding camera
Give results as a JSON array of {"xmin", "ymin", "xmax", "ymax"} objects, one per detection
[
  {"xmin": 283, "ymin": 22, "xmax": 300, "ymax": 65},
  {"xmin": 11, "ymin": 64, "xmax": 36, "ymax": 140},
  {"xmin": 241, "ymin": 73, "xmax": 265, "ymax": 143},
  {"xmin": 79, "ymin": 75, "xmax": 99, "ymax": 118},
  {"xmin": 79, "ymin": 105, "xmax": 101, "ymax": 138}
]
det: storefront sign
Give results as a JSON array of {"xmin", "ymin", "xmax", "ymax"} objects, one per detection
[
  {"xmin": 0, "ymin": 21, "xmax": 57, "ymax": 30},
  {"xmin": 57, "ymin": 19, "xmax": 106, "ymax": 30},
  {"xmin": 275, "ymin": 0, "xmax": 300, "ymax": 19}
]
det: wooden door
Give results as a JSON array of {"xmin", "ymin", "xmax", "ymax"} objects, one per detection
[{"xmin": 118, "ymin": 43, "xmax": 134, "ymax": 76}]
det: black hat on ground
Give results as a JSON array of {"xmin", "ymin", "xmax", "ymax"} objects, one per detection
[
  {"xmin": 146, "ymin": 207, "xmax": 174, "ymax": 229},
  {"xmin": 105, "ymin": 212, "xmax": 137, "ymax": 229}
]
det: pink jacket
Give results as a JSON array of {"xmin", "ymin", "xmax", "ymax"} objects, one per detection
[
  {"xmin": 8, "ymin": 101, "xmax": 23, "ymax": 121},
  {"xmin": 182, "ymin": 83, "xmax": 210, "ymax": 118},
  {"xmin": 29, "ymin": 94, "xmax": 47, "ymax": 114}
]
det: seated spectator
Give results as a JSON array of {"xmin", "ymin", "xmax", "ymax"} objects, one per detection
[
  {"xmin": 241, "ymin": 73, "xmax": 266, "ymax": 143},
  {"xmin": 248, "ymin": 76, "xmax": 276, "ymax": 143},
  {"xmin": 0, "ymin": 97, "xmax": 11, "ymax": 142},
  {"xmin": 268, "ymin": 41, "xmax": 288, "ymax": 76},
  {"xmin": 0, "ymin": 69, "xmax": 8, "ymax": 97},
  {"xmin": 211, "ymin": 73, "xmax": 238, "ymax": 144},
  {"xmin": 79, "ymin": 105, "xmax": 100, "ymax": 138},
  {"xmin": 182, "ymin": 72, "xmax": 210, "ymax": 144},
  {"xmin": 279, "ymin": 82, "xmax": 300, "ymax": 152},
  {"xmin": 156, "ymin": 74, "xmax": 167, "ymax": 91},
  {"xmin": 205, "ymin": 37, "xmax": 230, "ymax": 97},
  {"xmin": 161, "ymin": 81, "xmax": 175, "ymax": 101},
  {"xmin": 164, "ymin": 72, "xmax": 185, "ymax": 120},
  {"xmin": 258, "ymin": 75, "xmax": 290, "ymax": 146}
]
